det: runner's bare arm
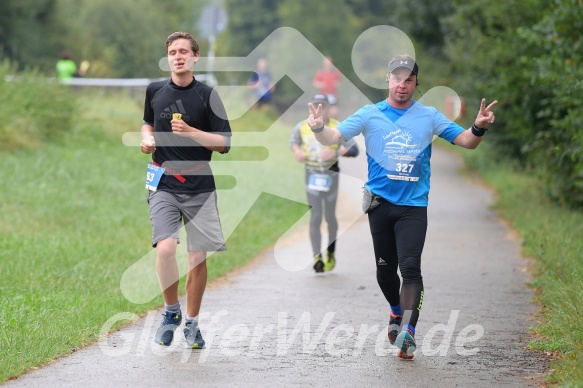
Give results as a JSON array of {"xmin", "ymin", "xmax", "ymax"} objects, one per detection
[
  {"xmin": 141, "ymin": 123, "xmax": 154, "ymax": 138},
  {"xmin": 315, "ymin": 127, "xmax": 345, "ymax": 146}
]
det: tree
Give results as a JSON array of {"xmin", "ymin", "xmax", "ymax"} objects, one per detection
[
  {"xmin": 442, "ymin": 0, "xmax": 547, "ymax": 158},
  {"xmin": 0, "ymin": 0, "xmax": 61, "ymax": 72},
  {"xmin": 520, "ymin": 0, "xmax": 583, "ymax": 207},
  {"xmin": 443, "ymin": 0, "xmax": 583, "ymax": 208},
  {"xmin": 218, "ymin": 0, "xmax": 280, "ymax": 57},
  {"xmin": 54, "ymin": 0, "xmax": 195, "ymax": 78},
  {"xmin": 0, "ymin": 0, "xmax": 208, "ymax": 77},
  {"xmin": 277, "ymin": 0, "xmax": 357, "ymax": 72}
]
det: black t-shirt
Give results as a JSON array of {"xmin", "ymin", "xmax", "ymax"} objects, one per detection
[{"xmin": 143, "ymin": 77, "xmax": 232, "ymax": 193}]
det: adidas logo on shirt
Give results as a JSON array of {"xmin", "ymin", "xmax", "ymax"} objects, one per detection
[{"xmin": 159, "ymin": 99, "xmax": 191, "ymax": 121}]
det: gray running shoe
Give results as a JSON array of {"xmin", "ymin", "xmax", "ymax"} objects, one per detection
[
  {"xmin": 154, "ymin": 311, "xmax": 182, "ymax": 346},
  {"xmin": 184, "ymin": 322, "xmax": 205, "ymax": 349}
]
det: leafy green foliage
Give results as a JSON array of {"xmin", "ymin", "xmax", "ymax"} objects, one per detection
[
  {"xmin": 0, "ymin": 0, "xmax": 61, "ymax": 71},
  {"xmin": 275, "ymin": 1, "xmax": 359, "ymax": 107},
  {"xmin": 443, "ymin": 0, "xmax": 543, "ymax": 157},
  {"xmin": 218, "ymin": 0, "xmax": 280, "ymax": 57},
  {"xmin": 52, "ymin": 0, "xmax": 205, "ymax": 78},
  {"xmin": 444, "ymin": 0, "xmax": 583, "ymax": 209},
  {"xmin": 519, "ymin": 0, "xmax": 583, "ymax": 207},
  {"xmin": 0, "ymin": 0, "xmax": 209, "ymax": 77},
  {"xmin": 277, "ymin": 1, "xmax": 357, "ymax": 70}
]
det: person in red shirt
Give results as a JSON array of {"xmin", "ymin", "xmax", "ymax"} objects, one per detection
[{"xmin": 312, "ymin": 56, "xmax": 341, "ymax": 117}]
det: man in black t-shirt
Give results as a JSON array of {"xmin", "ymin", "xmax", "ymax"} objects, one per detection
[{"xmin": 140, "ymin": 31, "xmax": 232, "ymax": 349}]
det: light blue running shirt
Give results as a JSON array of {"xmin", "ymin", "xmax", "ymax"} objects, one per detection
[{"xmin": 337, "ymin": 100, "xmax": 464, "ymax": 206}]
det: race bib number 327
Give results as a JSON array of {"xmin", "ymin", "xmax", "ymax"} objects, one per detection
[{"xmin": 386, "ymin": 154, "xmax": 421, "ymax": 182}]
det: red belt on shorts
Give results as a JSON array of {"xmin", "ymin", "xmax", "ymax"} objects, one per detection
[{"xmin": 152, "ymin": 160, "xmax": 209, "ymax": 183}]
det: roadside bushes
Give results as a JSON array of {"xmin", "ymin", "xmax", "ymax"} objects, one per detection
[
  {"xmin": 444, "ymin": 0, "xmax": 583, "ymax": 209},
  {"xmin": 521, "ymin": 1, "xmax": 583, "ymax": 208}
]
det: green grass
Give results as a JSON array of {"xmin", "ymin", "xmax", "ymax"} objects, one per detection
[
  {"xmin": 0, "ymin": 61, "xmax": 76, "ymax": 150},
  {"xmin": 0, "ymin": 92, "xmax": 308, "ymax": 382},
  {"xmin": 446, "ymin": 140, "xmax": 583, "ymax": 386}
]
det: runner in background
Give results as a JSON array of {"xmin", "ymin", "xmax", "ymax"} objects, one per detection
[
  {"xmin": 55, "ymin": 50, "xmax": 89, "ymax": 80},
  {"xmin": 289, "ymin": 94, "xmax": 359, "ymax": 273},
  {"xmin": 248, "ymin": 57, "xmax": 276, "ymax": 111},
  {"xmin": 313, "ymin": 56, "xmax": 341, "ymax": 118},
  {"xmin": 55, "ymin": 51, "xmax": 78, "ymax": 79}
]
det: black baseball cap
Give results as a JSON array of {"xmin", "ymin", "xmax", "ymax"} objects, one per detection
[
  {"xmin": 311, "ymin": 93, "xmax": 329, "ymax": 105},
  {"xmin": 389, "ymin": 58, "xmax": 419, "ymax": 75}
]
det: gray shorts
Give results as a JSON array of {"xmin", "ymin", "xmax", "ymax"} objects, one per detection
[{"xmin": 148, "ymin": 190, "xmax": 226, "ymax": 252}]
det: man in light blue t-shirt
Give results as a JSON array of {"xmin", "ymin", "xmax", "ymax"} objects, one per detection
[{"xmin": 306, "ymin": 54, "xmax": 497, "ymax": 359}]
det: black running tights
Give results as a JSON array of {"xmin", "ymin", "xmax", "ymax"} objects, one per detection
[{"xmin": 368, "ymin": 201, "xmax": 427, "ymax": 329}]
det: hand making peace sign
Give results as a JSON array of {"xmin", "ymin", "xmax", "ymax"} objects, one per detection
[
  {"xmin": 308, "ymin": 102, "xmax": 324, "ymax": 130},
  {"xmin": 474, "ymin": 98, "xmax": 498, "ymax": 129}
]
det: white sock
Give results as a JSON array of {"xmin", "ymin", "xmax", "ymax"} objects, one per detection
[
  {"xmin": 165, "ymin": 302, "xmax": 180, "ymax": 313},
  {"xmin": 186, "ymin": 315, "xmax": 198, "ymax": 327}
]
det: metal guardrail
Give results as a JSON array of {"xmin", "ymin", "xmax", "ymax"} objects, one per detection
[
  {"xmin": 4, "ymin": 74, "xmax": 218, "ymax": 88},
  {"xmin": 58, "ymin": 77, "xmax": 167, "ymax": 87}
]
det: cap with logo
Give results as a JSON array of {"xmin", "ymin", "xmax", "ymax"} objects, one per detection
[{"xmin": 389, "ymin": 59, "xmax": 419, "ymax": 76}]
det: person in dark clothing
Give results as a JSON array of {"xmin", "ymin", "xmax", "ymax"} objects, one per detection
[{"xmin": 140, "ymin": 31, "xmax": 232, "ymax": 349}]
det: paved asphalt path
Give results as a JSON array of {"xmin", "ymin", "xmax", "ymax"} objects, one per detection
[{"xmin": 5, "ymin": 145, "xmax": 548, "ymax": 387}]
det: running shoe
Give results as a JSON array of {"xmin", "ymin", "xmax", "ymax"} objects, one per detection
[
  {"xmin": 324, "ymin": 251, "xmax": 336, "ymax": 272},
  {"xmin": 184, "ymin": 322, "xmax": 205, "ymax": 349},
  {"xmin": 395, "ymin": 328, "xmax": 416, "ymax": 360},
  {"xmin": 154, "ymin": 310, "xmax": 182, "ymax": 346},
  {"xmin": 313, "ymin": 254, "xmax": 324, "ymax": 273},
  {"xmin": 388, "ymin": 312, "xmax": 402, "ymax": 345}
]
